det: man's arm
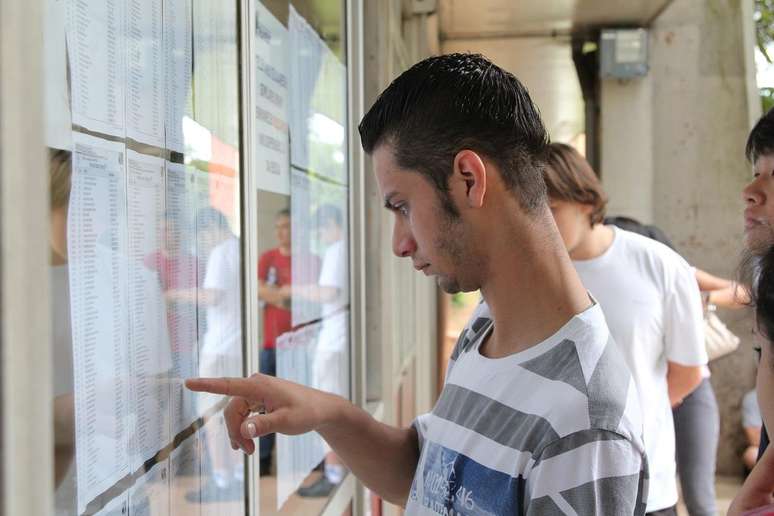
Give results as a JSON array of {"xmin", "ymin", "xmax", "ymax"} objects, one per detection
[
  {"xmin": 258, "ymin": 280, "xmax": 287, "ymax": 307},
  {"xmin": 186, "ymin": 375, "xmax": 420, "ymax": 506},
  {"xmin": 664, "ymin": 260, "xmax": 707, "ymax": 406},
  {"xmin": 667, "ymin": 361, "xmax": 703, "ymax": 407},
  {"xmin": 165, "ymin": 287, "xmax": 223, "ymax": 306}
]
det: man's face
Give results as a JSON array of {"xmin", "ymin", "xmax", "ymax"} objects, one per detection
[
  {"xmin": 743, "ymin": 153, "xmax": 774, "ymax": 255},
  {"xmin": 372, "ymin": 144, "xmax": 477, "ymax": 294},
  {"xmin": 275, "ymin": 215, "xmax": 291, "ymax": 248},
  {"xmin": 548, "ymin": 198, "xmax": 594, "ymax": 257}
]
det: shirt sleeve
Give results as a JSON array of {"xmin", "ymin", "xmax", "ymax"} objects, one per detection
[
  {"xmin": 204, "ymin": 241, "xmax": 237, "ymax": 291},
  {"xmin": 410, "ymin": 413, "xmax": 431, "ymax": 451},
  {"xmin": 525, "ymin": 430, "xmax": 647, "ymax": 516},
  {"xmin": 319, "ymin": 241, "xmax": 347, "ymax": 289},
  {"xmin": 257, "ymin": 250, "xmax": 271, "ymax": 282},
  {"xmin": 663, "ymin": 257, "xmax": 708, "ymax": 366},
  {"xmin": 743, "ymin": 390, "xmax": 763, "ymax": 429}
]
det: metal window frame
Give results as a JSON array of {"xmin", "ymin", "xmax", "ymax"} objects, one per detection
[{"xmin": 0, "ymin": 1, "xmax": 52, "ymax": 515}]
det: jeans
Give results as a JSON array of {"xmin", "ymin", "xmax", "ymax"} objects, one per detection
[{"xmin": 672, "ymin": 378, "xmax": 719, "ymax": 516}]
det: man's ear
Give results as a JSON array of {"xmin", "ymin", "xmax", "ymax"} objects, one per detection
[{"xmin": 453, "ymin": 150, "xmax": 487, "ymax": 209}]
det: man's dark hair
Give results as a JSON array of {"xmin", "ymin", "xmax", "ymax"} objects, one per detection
[
  {"xmin": 358, "ymin": 53, "xmax": 549, "ymax": 216},
  {"xmin": 746, "ymin": 107, "xmax": 774, "ymax": 163},
  {"xmin": 276, "ymin": 208, "xmax": 290, "ymax": 219}
]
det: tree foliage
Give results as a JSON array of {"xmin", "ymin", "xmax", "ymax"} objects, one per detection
[{"xmin": 756, "ymin": 0, "xmax": 774, "ymax": 63}]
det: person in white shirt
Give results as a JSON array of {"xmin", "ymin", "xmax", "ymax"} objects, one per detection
[{"xmin": 543, "ymin": 142, "xmax": 707, "ymax": 515}]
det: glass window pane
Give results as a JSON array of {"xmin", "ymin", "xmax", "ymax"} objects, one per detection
[
  {"xmin": 253, "ymin": 0, "xmax": 350, "ymax": 513},
  {"xmin": 47, "ymin": 1, "xmax": 245, "ymax": 514}
]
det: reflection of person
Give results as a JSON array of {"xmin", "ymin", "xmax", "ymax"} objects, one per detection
[
  {"xmin": 256, "ymin": 208, "xmax": 314, "ymax": 475},
  {"xmin": 186, "ymin": 207, "xmax": 243, "ymax": 502},
  {"xmin": 729, "ymin": 108, "xmax": 774, "ymax": 515},
  {"xmin": 143, "ymin": 210, "xmax": 198, "ymax": 355},
  {"xmin": 743, "ymin": 389, "xmax": 763, "ymax": 472},
  {"xmin": 49, "ymin": 148, "xmax": 76, "ymax": 515},
  {"xmin": 297, "ymin": 204, "xmax": 349, "ymax": 497},
  {"xmin": 188, "ymin": 54, "xmax": 647, "ymax": 513},
  {"xmin": 545, "ymin": 143, "xmax": 706, "ymax": 516}
]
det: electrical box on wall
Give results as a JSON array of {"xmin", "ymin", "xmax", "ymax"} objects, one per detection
[{"xmin": 599, "ymin": 28, "xmax": 649, "ymax": 79}]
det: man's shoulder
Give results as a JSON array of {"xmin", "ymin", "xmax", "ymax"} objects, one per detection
[
  {"xmin": 616, "ymin": 227, "xmax": 689, "ymax": 266},
  {"xmin": 258, "ymin": 247, "xmax": 280, "ymax": 261}
]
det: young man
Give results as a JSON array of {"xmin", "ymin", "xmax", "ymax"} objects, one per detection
[
  {"xmin": 187, "ymin": 53, "xmax": 648, "ymax": 514},
  {"xmin": 544, "ymin": 143, "xmax": 706, "ymax": 516}
]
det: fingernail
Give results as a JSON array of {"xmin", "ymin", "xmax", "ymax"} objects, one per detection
[{"xmin": 247, "ymin": 422, "xmax": 257, "ymax": 437}]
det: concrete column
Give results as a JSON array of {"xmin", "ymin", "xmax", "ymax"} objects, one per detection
[
  {"xmin": 599, "ymin": 75, "xmax": 654, "ymax": 223},
  {"xmin": 649, "ymin": 0, "xmax": 759, "ymax": 476}
]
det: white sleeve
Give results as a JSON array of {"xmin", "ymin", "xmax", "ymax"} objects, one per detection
[
  {"xmin": 319, "ymin": 241, "xmax": 347, "ymax": 289},
  {"xmin": 203, "ymin": 242, "xmax": 228, "ymax": 291},
  {"xmin": 664, "ymin": 258, "xmax": 708, "ymax": 366}
]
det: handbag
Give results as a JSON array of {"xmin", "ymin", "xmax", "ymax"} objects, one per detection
[{"xmin": 704, "ymin": 304, "xmax": 740, "ymax": 361}]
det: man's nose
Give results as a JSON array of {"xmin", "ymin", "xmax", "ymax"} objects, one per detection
[{"xmin": 392, "ymin": 220, "xmax": 417, "ymax": 258}]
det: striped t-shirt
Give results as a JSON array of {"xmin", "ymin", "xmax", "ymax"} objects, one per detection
[{"xmin": 406, "ymin": 301, "xmax": 648, "ymax": 516}]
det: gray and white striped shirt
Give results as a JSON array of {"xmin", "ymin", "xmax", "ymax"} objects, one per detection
[{"xmin": 406, "ymin": 301, "xmax": 648, "ymax": 516}]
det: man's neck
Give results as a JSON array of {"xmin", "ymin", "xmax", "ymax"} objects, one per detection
[
  {"xmin": 278, "ymin": 245, "xmax": 291, "ymax": 256},
  {"xmin": 478, "ymin": 216, "xmax": 592, "ymax": 359},
  {"xmin": 569, "ymin": 223, "xmax": 615, "ymax": 261}
]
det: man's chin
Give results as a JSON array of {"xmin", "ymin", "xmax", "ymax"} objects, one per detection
[{"xmin": 436, "ymin": 276, "xmax": 461, "ymax": 295}]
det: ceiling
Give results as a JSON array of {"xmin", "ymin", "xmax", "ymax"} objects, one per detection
[{"xmin": 438, "ymin": 0, "xmax": 673, "ymax": 39}]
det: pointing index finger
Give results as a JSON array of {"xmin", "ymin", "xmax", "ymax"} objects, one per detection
[{"xmin": 185, "ymin": 376, "xmax": 264, "ymax": 399}]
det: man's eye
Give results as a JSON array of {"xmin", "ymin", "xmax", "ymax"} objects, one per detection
[{"xmin": 395, "ymin": 204, "xmax": 409, "ymax": 216}]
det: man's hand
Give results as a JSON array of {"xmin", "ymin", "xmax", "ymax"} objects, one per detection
[
  {"xmin": 187, "ymin": 373, "xmax": 421, "ymax": 506},
  {"xmin": 185, "ymin": 374, "xmax": 339, "ymax": 455}
]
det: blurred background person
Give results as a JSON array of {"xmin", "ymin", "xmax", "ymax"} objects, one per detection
[{"xmin": 545, "ymin": 142, "xmax": 706, "ymax": 516}]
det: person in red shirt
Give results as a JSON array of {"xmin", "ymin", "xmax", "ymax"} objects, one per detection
[
  {"xmin": 256, "ymin": 208, "xmax": 320, "ymax": 474},
  {"xmin": 258, "ymin": 209, "xmax": 293, "ymax": 360}
]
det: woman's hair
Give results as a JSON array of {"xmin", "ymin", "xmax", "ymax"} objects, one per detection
[
  {"xmin": 740, "ymin": 245, "xmax": 774, "ymax": 344},
  {"xmin": 49, "ymin": 148, "xmax": 72, "ymax": 210}
]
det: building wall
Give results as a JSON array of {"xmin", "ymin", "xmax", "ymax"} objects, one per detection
[
  {"xmin": 442, "ymin": 37, "xmax": 585, "ymax": 144},
  {"xmin": 600, "ymin": 76, "xmax": 654, "ymax": 223}
]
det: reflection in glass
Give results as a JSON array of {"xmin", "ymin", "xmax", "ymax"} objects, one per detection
[
  {"xmin": 253, "ymin": 0, "xmax": 350, "ymax": 513},
  {"xmin": 49, "ymin": 0, "xmax": 244, "ymax": 514}
]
